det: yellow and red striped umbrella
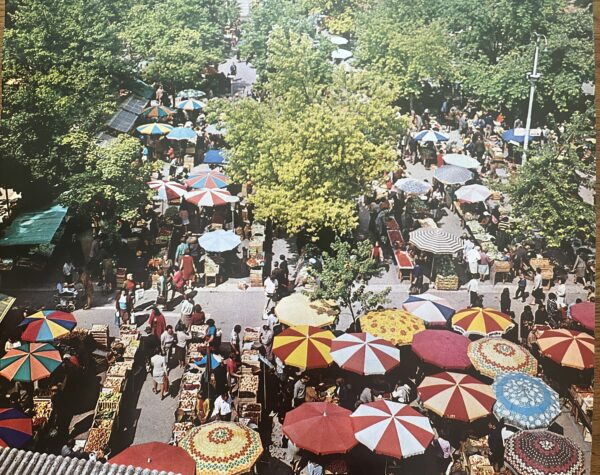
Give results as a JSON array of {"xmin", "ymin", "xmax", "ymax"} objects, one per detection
[
  {"xmin": 417, "ymin": 372, "xmax": 496, "ymax": 422},
  {"xmin": 452, "ymin": 307, "xmax": 514, "ymax": 337},
  {"xmin": 537, "ymin": 329, "xmax": 594, "ymax": 370},
  {"xmin": 359, "ymin": 309, "xmax": 425, "ymax": 346},
  {"xmin": 273, "ymin": 326, "xmax": 334, "ymax": 369}
]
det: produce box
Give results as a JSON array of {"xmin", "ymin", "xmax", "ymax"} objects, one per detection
[
  {"xmin": 119, "ymin": 324, "xmax": 138, "ymax": 336},
  {"xmin": 191, "ymin": 325, "xmax": 208, "ymax": 340},
  {"xmin": 182, "ymin": 371, "xmax": 203, "ymax": 390},
  {"xmin": 85, "ymin": 428, "xmax": 111, "ymax": 453},
  {"xmin": 241, "ymin": 349, "xmax": 260, "ymax": 366},
  {"xmin": 494, "ymin": 261, "xmax": 511, "ymax": 273},
  {"xmin": 239, "ymin": 374, "xmax": 259, "ymax": 399},
  {"xmin": 102, "ymin": 376, "xmax": 125, "ymax": 393},
  {"xmin": 96, "ymin": 391, "xmax": 122, "ymax": 413},
  {"xmin": 106, "ymin": 361, "xmax": 132, "ymax": 377},
  {"xmin": 178, "ymin": 389, "xmax": 198, "ymax": 413},
  {"xmin": 239, "ymin": 402, "xmax": 261, "ymax": 424},
  {"xmin": 435, "ymin": 275, "xmax": 459, "ymax": 291}
]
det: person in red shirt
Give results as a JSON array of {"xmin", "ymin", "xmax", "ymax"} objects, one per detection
[
  {"xmin": 225, "ymin": 355, "xmax": 241, "ymax": 390},
  {"xmin": 191, "ymin": 304, "xmax": 206, "ymax": 325},
  {"xmin": 148, "ymin": 306, "xmax": 167, "ymax": 339},
  {"xmin": 371, "ymin": 241, "xmax": 383, "ymax": 263}
]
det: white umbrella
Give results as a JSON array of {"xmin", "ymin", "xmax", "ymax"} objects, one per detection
[
  {"xmin": 394, "ymin": 178, "xmax": 432, "ymax": 195},
  {"xmin": 198, "ymin": 230, "xmax": 241, "ymax": 252},
  {"xmin": 329, "ymin": 35, "xmax": 348, "ymax": 45},
  {"xmin": 443, "ymin": 153, "xmax": 480, "ymax": 169},
  {"xmin": 455, "ymin": 184, "xmax": 492, "ymax": 203},
  {"xmin": 332, "ymin": 48, "xmax": 353, "ymax": 60}
]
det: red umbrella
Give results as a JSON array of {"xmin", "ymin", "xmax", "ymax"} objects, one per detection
[
  {"xmin": 411, "ymin": 330, "xmax": 472, "ymax": 370},
  {"xmin": 110, "ymin": 442, "xmax": 196, "ymax": 475},
  {"xmin": 283, "ymin": 402, "xmax": 357, "ymax": 455},
  {"xmin": 570, "ymin": 302, "xmax": 594, "ymax": 331}
]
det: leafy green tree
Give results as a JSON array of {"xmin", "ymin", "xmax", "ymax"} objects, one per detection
[
  {"xmin": 302, "ymin": 0, "xmax": 374, "ymax": 36},
  {"xmin": 60, "ymin": 134, "xmax": 157, "ymax": 223},
  {"xmin": 507, "ymin": 111, "xmax": 595, "ymax": 247},
  {"xmin": 307, "ymin": 238, "xmax": 391, "ymax": 321}
]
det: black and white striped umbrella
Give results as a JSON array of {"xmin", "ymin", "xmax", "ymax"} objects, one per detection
[
  {"xmin": 433, "ymin": 165, "xmax": 473, "ymax": 185},
  {"xmin": 409, "ymin": 228, "xmax": 462, "ymax": 254}
]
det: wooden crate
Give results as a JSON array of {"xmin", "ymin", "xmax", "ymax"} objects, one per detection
[
  {"xmin": 494, "ymin": 261, "xmax": 511, "ymax": 273},
  {"xmin": 435, "ymin": 275, "xmax": 459, "ymax": 291}
]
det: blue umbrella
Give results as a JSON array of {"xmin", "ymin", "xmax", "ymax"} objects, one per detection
[
  {"xmin": 203, "ymin": 149, "xmax": 226, "ymax": 164},
  {"xmin": 501, "ymin": 128, "xmax": 541, "ymax": 144},
  {"xmin": 433, "ymin": 165, "xmax": 473, "ymax": 185},
  {"xmin": 414, "ymin": 130, "xmax": 449, "ymax": 142},
  {"xmin": 493, "ymin": 372, "xmax": 560, "ymax": 429},
  {"xmin": 195, "ymin": 353, "xmax": 222, "ymax": 368},
  {"xmin": 167, "ymin": 127, "xmax": 197, "ymax": 141},
  {"xmin": 199, "ymin": 230, "xmax": 241, "ymax": 253},
  {"xmin": 205, "ymin": 124, "xmax": 227, "ymax": 135},
  {"xmin": 394, "ymin": 178, "xmax": 432, "ymax": 195}
]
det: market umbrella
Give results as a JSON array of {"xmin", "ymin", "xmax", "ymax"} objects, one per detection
[
  {"xmin": 402, "ymin": 294, "xmax": 455, "ymax": 325},
  {"xmin": 411, "ymin": 330, "xmax": 472, "ymax": 370},
  {"xmin": 501, "ymin": 128, "xmax": 540, "ymax": 144},
  {"xmin": 504, "ymin": 430, "xmax": 585, "ymax": 475},
  {"xmin": 443, "ymin": 153, "xmax": 480, "ymax": 169},
  {"xmin": 455, "ymin": 184, "xmax": 492, "ymax": 203},
  {"xmin": 19, "ymin": 310, "xmax": 77, "ymax": 342},
  {"xmin": 136, "ymin": 123, "xmax": 174, "ymax": 135},
  {"xmin": 180, "ymin": 422, "xmax": 263, "ymax": 475},
  {"xmin": 0, "ymin": 408, "xmax": 32, "ymax": 448},
  {"xmin": 536, "ymin": 328, "xmax": 594, "ymax": 370},
  {"xmin": 409, "ymin": 228, "xmax": 462, "ymax": 254},
  {"xmin": 0, "ymin": 342, "xmax": 62, "ymax": 382},
  {"xmin": 195, "ymin": 353, "xmax": 223, "ymax": 368},
  {"xmin": 467, "ymin": 337, "xmax": 537, "ymax": 378},
  {"xmin": 331, "ymin": 48, "xmax": 353, "ymax": 60},
  {"xmin": 110, "ymin": 442, "xmax": 196, "ymax": 475},
  {"xmin": 492, "ymin": 372, "xmax": 560, "ymax": 429},
  {"xmin": 417, "ymin": 372, "xmax": 495, "ymax": 422},
  {"xmin": 275, "ymin": 293, "xmax": 339, "ymax": 328},
  {"xmin": 393, "ymin": 178, "xmax": 432, "ymax": 195},
  {"xmin": 186, "ymin": 170, "xmax": 230, "ymax": 189},
  {"xmin": 570, "ymin": 302, "xmax": 594, "ymax": 331},
  {"xmin": 148, "ymin": 180, "xmax": 187, "ymax": 201},
  {"xmin": 329, "ymin": 35, "xmax": 348, "ymax": 45},
  {"xmin": 351, "ymin": 400, "xmax": 435, "ymax": 459},
  {"xmin": 203, "ymin": 149, "xmax": 226, "ymax": 164},
  {"xmin": 433, "ymin": 165, "xmax": 473, "ymax": 185},
  {"xmin": 184, "ymin": 188, "xmax": 235, "ymax": 207},
  {"xmin": 177, "ymin": 89, "xmax": 206, "ymax": 98},
  {"xmin": 330, "ymin": 333, "xmax": 400, "ymax": 375},
  {"xmin": 140, "ymin": 105, "xmax": 174, "ymax": 120},
  {"xmin": 359, "ymin": 310, "xmax": 425, "ymax": 346},
  {"xmin": 452, "ymin": 307, "xmax": 514, "ymax": 337},
  {"xmin": 198, "ymin": 230, "xmax": 241, "ymax": 253},
  {"xmin": 205, "ymin": 124, "xmax": 227, "ymax": 135},
  {"xmin": 414, "ymin": 130, "xmax": 449, "ymax": 142},
  {"xmin": 177, "ymin": 99, "xmax": 205, "ymax": 111},
  {"xmin": 167, "ymin": 127, "xmax": 197, "ymax": 141},
  {"xmin": 273, "ymin": 325, "xmax": 334, "ymax": 369},
  {"xmin": 283, "ymin": 402, "xmax": 357, "ymax": 455}
]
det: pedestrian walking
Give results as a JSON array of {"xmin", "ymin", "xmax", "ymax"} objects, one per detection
[
  {"xmin": 150, "ymin": 349, "xmax": 168, "ymax": 398},
  {"xmin": 174, "ymin": 322, "xmax": 191, "ymax": 368},
  {"xmin": 466, "ymin": 276, "xmax": 479, "ymax": 308},
  {"xmin": 149, "ymin": 306, "xmax": 167, "ymax": 340},
  {"xmin": 80, "ymin": 268, "xmax": 94, "ymax": 310},
  {"xmin": 160, "ymin": 325, "xmax": 176, "ymax": 369},
  {"xmin": 500, "ymin": 288, "xmax": 511, "ymax": 315},
  {"xmin": 260, "ymin": 324, "xmax": 274, "ymax": 361},
  {"xmin": 514, "ymin": 272, "xmax": 527, "ymax": 302},
  {"xmin": 180, "ymin": 294, "xmax": 194, "ymax": 330}
]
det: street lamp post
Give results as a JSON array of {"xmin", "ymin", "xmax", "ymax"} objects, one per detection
[{"xmin": 523, "ymin": 33, "xmax": 547, "ymax": 165}]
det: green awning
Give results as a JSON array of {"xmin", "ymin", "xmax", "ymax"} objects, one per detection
[
  {"xmin": 0, "ymin": 204, "xmax": 68, "ymax": 247},
  {"xmin": 127, "ymin": 78, "xmax": 154, "ymax": 100}
]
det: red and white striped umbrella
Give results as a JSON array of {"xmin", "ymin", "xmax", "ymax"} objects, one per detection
[
  {"xmin": 351, "ymin": 400, "xmax": 435, "ymax": 459},
  {"xmin": 417, "ymin": 372, "xmax": 495, "ymax": 422},
  {"xmin": 184, "ymin": 188, "xmax": 236, "ymax": 207},
  {"xmin": 537, "ymin": 329, "xmax": 594, "ymax": 370},
  {"xmin": 330, "ymin": 333, "xmax": 400, "ymax": 375},
  {"xmin": 147, "ymin": 180, "xmax": 187, "ymax": 201}
]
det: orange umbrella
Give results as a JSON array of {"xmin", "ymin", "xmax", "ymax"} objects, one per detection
[
  {"xmin": 452, "ymin": 307, "xmax": 514, "ymax": 337},
  {"xmin": 359, "ymin": 309, "xmax": 425, "ymax": 346},
  {"xmin": 537, "ymin": 329, "xmax": 594, "ymax": 370},
  {"xmin": 0, "ymin": 343, "xmax": 62, "ymax": 382},
  {"xmin": 273, "ymin": 326, "xmax": 334, "ymax": 369}
]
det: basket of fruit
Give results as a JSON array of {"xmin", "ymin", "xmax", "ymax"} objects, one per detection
[{"xmin": 85, "ymin": 428, "xmax": 111, "ymax": 453}]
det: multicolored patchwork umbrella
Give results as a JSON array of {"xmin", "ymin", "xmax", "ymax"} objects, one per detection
[
  {"xmin": 283, "ymin": 402, "xmax": 357, "ymax": 455},
  {"xmin": 180, "ymin": 422, "xmax": 263, "ymax": 475},
  {"xmin": 409, "ymin": 228, "xmax": 463, "ymax": 254},
  {"xmin": 136, "ymin": 123, "xmax": 174, "ymax": 135},
  {"xmin": 467, "ymin": 338, "xmax": 537, "ymax": 378},
  {"xmin": 393, "ymin": 178, "xmax": 432, "ymax": 195},
  {"xmin": 273, "ymin": 326, "xmax": 334, "ymax": 369},
  {"xmin": 359, "ymin": 310, "xmax": 425, "ymax": 346},
  {"xmin": 184, "ymin": 188, "xmax": 235, "ymax": 207},
  {"xmin": 147, "ymin": 180, "xmax": 187, "ymax": 201},
  {"xmin": 275, "ymin": 293, "xmax": 338, "ymax": 328},
  {"xmin": 417, "ymin": 372, "xmax": 495, "ymax": 422},
  {"xmin": 455, "ymin": 184, "xmax": 492, "ymax": 203},
  {"xmin": 402, "ymin": 294, "xmax": 455, "ymax": 325},
  {"xmin": 433, "ymin": 165, "xmax": 473, "ymax": 185},
  {"xmin": 177, "ymin": 99, "xmax": 205, "ymax": 111},
  {"xmin": 411, "ymin": 330, "xmax": 472, "ymax": 370},
  {"xmin": 0, "ymin": 343, "xmax": 62, "ymax": 382},
  {"xmin": 452, "ymin": 307, "xmax": 514, "ymax": 337},
  {"xmin": 505, "ymin": 430, "xmax": 585, "ymax": 475},
  {"xmin": 536, "ymin": 329, "xmax": 594, "ymax": 370},
  {"xmin": 493, "ymin": 372, "xmax": 560, "ymax": 429},
  {"xmin": 141, "ymin": 105, "xmax": 174, "ymax": 120},
  {"xmin": 330, "ymin": 333, "xmax": 400, "ymax": 375},
  {"xmin": 0, "ymin": 408, "xmax": 32, "ymax": 448},
  {"xmin": 186, "ymin": 170, "xmax": 230, "ymax": 189},
  {"xmin": 19, "ymin": 310, "xmax": 77, "ymax": 342},
  {"xmin": 570, "ymin": 302, "xmax": 594, "ymax": 331},
  {"xmin": 351, "ymin": 400, "xmax": 435, "ymax": 459}
]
